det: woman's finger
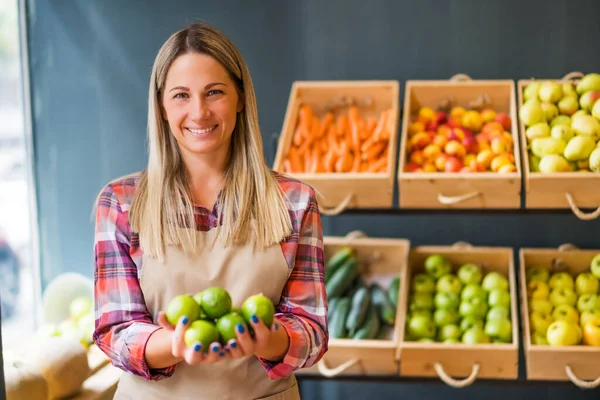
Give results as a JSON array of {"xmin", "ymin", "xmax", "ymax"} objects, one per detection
[
  {"xmin": 204, "ymin": 342, "xmax": 225, "ymax": 364},
  {"xmin": 235, "ymin": 322, "xmax": 255, "ymax": 356},
  {"xmin": 156, "ymin": 312, "xmax": 175, "ymax": 331},
  {"xmin": 226, "ymin": 339, "xmax": 245, "ymax": 359},
  {"xmin": 172, "ymin": 315, "xmax": 190, "ymax": 358},
  {"xmin": 183, "ymin": 341, "xmax": 205, "ymax": 365},
  {"xmin": 249, "ymin": 315, "xmax": 271, "ymax": 348}
]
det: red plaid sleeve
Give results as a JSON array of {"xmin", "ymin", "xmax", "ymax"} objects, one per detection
[{"xmin": 257, "ymin": 174, "xmax": 329, "ymax": 379}]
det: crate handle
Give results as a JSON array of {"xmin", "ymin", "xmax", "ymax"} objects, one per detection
[
  {"xmin": 437, "ymin": 191, "xmax": 481, "ymax": 205},
  {"xmin": 434, "ymin": 362, "xmax": 480, "ymax": 388},
  {"xmin": 318, "ymin": 193, "xmax": 354, "ymax": 216},
  {"xmin": 558, "ymin": 243, "xmax": 579, "ymax": 251},
  {"xmin": 452, "ymin": 241, "xmax": 473, "ymax": 249},
  {"xmin": 561, "ymin": 72, "xmax": 584, "ymax": 81},
  {"xmin": 565, "ymin": 193, "xmax": 600, "ymax": 221},
  {"xmin": 565, "ymin": 365, "xmax": 600, "ymax": 389},
  {"xmin": 316, "ymin": 358, "xmax": 362, "ymax": 377},
  {"xmin": 345, "ymin": 230, "xmax": 368, "ymax": 240},
  {"xmin": 450, "ymin": 74, "xmax": 473, "ymax": 82}
]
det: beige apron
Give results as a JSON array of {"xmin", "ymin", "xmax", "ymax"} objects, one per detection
[{"xmin": 114, "ymin": 226, "xmax": 301, "ymax": 400}]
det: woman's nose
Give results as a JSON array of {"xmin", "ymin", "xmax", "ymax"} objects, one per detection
[{"xmin": 190, "ymin": 96, "xmax": 211, "ymax": 120}]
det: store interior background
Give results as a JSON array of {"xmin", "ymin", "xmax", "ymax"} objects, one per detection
[{"xmin": 7, "ymin": 0, "xmax": 600, "ymax": 398}]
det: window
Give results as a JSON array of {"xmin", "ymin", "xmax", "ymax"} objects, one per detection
[{"xmin": 0, "ymin": 0, "xmax": 39, "ymax": 351}]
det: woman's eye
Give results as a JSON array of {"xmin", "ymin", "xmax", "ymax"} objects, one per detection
[
  {"xmin": 174, "ymin": 93, "xmax": 189, "ymax": 99},
  {"xmin": 207, "ymin": 89, "xmax": 223, "ymax": 97}
]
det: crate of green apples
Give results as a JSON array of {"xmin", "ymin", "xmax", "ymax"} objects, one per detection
[
  {"xmin": 518, "ymin": 72, "xmax": 600, "ymax": 219},
  {"xmin": 302, "ymin": 231, "xmax": 410, "ymax": 378},
  {"xmin": 520, "ymin": 246, "xmax": 600, "ymax": 387},
  {"xmin": 398, "ymin": 244, "xmax": 518, "ymax": 386}
]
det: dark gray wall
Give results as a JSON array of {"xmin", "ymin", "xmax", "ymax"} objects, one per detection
[{"xmin": 23, "ymin": 0, "xmax": 600, "ymax": 398}]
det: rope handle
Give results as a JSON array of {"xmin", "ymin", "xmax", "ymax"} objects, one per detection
[
  {"xmin": 438, "ymin": 191, "xmax": 481, "ymax": 205},
  {"xmin": 450, "ymin": 74, "xmax": 473, "ymax": 82},
  {"xmin": 565, "ymin": 365, "xmax": 600, "ymax": 389},
  {"xmin": 316, "ymin": 358, "xmax": 362, "ymax": 377},
  {"xmin": 434, "ymin": 362, "xmax": 480, "ymax": 388},
  {"xmin": 318, "ymin": 193, "xmax": 354, "ymax": 216},
  {"xmin": 561, "ymin": 72, "xmax": 584, "ymax": 81},
  {"xmin": 565, "ymin": 193, "xmax": 600, "ymax": 221}
]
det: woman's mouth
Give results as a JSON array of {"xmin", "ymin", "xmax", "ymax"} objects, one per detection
[{"xmin": 186, "ymin": 125, "xmax": 218, "ymax": 135}]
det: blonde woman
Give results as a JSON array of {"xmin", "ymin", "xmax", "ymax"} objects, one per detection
[{"xmin": 93, "ymin": 22, "xmax": 328, "ymax": 399}]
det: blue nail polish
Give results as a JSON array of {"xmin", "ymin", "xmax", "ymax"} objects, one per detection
[
  {"xmin": 251, "ymin": 314, "xmax": 259, "ymax": 324},
  {"xmin": 274, "ymin": 324, "xmax": 278, "ymax": 331},
  {"xmin": 153, "ymin": 312, "xmax": 158, "ymax": 320},
  {"xmin": 212, "ymin": 344, "xmax": 219, "ymax": 352},
  {"xmin": 220, "ymin": 351, "xmax": 225, "ymax": 357},
  {"xmin": 230, "ymin": 341, "xmax": 237, "ymax": 349},
  {"xmin": 237, "ymin": 323, "xmax": 245, "ymax": 333},
  {"xmin": 194, "ymin": 343, "xmax": 201, "ymax": 352},
  {"xmin": 181, "ymin": 316, "xmax": 188, "ymax": 325}
]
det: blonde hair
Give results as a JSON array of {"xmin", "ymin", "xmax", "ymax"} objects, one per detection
[{"xmin": 125, "ymin": 21, "xmax": 292, "ymax": 259}]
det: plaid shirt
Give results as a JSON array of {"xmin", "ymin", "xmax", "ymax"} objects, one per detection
[{"xmin": 93, "ymin": 171, "xmax": 328, "ymax": 381}]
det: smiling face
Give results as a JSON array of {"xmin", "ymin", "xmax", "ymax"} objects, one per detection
[{"xmin": 162, "ymin": 52, "xmax": 244, "ymax": 165}]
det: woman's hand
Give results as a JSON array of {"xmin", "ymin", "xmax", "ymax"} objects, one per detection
[
  {"xmin": 225, "ymin": 315, "xmax": 288, "ymax": 362},
  {"xmin": 156, "ymin": 311, "xmax": 230, "ymax": 365}
]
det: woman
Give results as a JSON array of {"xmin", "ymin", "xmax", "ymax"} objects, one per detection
[{"xmin": 93, "ymin": 21, "xmax": 328, "ymax": 400}]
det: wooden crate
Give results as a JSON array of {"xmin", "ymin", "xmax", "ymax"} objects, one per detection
[
  {"xmin": 72, "ymin": 344, "xmax": 122, "ymax": 400},
  {"xmin": 298, "ymin": 232, "xmax": 410, "ymax": 377},
  {"xmin": 519, "ymin": 246, "xmax": 600, "ymax": 388},
  {"xmin": 398, "ymin": 244, "xmax": 519, "ymax": 387},
  {"xmin": 272, "ymin": 80, "xmax": 400, "ymax": 215},
  {"xmin": 518, "ymin": 72, "xmax": 600, "ymax": 220},
  {"xmin": 397, "ymin": 75, "xmax": 521, "ymax": 209}
]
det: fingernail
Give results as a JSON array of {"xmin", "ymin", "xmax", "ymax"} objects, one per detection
[
  {"xmin": 230, "ymin": 341, "xmax": 237, "ymax": 348},
  {"xmin": 251, "ymin": 314, "xmax": 259, "ymax": 324},
  {"xmin": 181, "ymin": 316, "xmax": 188, "ymax": 325},
  {"xmin": 212, "ymin": 344, "xmax": 219, "ymax": 352},
  {"xmin": 154, "ymin": 312, "xmax": 158, "ymax": 320},
  {"xmin": 220, "ymin": 351, "xmax": 225, "ymax": 357},
  {"xmin": 194, "ymin": 343, "xmax": 201, "ymax": 352},
  {"xmin": 237, "ymin": 323, "xmax": 245, "ymax": 333},
  {"xmin": 274, "ymin": 323, "xmax": 278, "ymax": 331}
]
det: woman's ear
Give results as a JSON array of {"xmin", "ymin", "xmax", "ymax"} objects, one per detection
[
  {"xmin": 161, "ymin": 104, "xmax": 168, "ymax": 120},
  {"xmin": 236, "ymin": 95, "xmax": 245, "ymax": 113}
]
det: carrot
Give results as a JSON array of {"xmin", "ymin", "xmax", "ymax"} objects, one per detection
[
  {"xmin": 318, "ymin": 112, "xmax": 334, "ymax": 139},
  {"xmin": 288, "ymin": 147, "xmax": 303, "ymax": 173},
  {"xmin": 335, "ymin": 142, "xmax": 354, "ymax": 172},
  {"xmin": 367, "ymin": 156, "xmax": 387, "ymax": 173},
  {"xmin": 324, "ymin": 149, "xmax": 336, "ymax": 173},
  {"xmin": 336, "ymin": 114, "xmax": 348, "ymax": 138},
  {"xmin": 371, "ymin": 109, "xmax": 388, "ymax": 142},
  {"xmin": 282, "ymin": 159, "xmax": 292, "ymax": 173},
  {"xmin": 350, "ymin": 149, "xmax": 362, "ymax": 172},
  {"xmin": 366, "ymin": 116, "xmax": 377, "ymax": 136},
  {"xmin": 362, "ymin": 141, "xmax": 387, "ymax": 162},
  {"xmin": 292, "ymin": 125, "xmax": 304, "ymax": 148}
]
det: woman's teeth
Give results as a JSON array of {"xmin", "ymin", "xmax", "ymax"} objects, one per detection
[{"xmin": 187, "ymin": 125, "xmax": 217, "ymax": 135}]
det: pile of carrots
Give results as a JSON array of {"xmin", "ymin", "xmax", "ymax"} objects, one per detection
[{"xmin": 280, "ymin": 104, "xmax": 394, "ymax": 174}]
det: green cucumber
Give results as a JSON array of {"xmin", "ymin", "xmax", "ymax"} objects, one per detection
[
  {"xmin": 329, "ymin": 297, "xmax": 351, "ymax": 339},
  {"xmin": 345, "ymin": 286, "xmax": 371, "ymax": 337},
  {"xmin": 371, "ymin": 283, "xmax": 396, "ymax": 326},
  {"xmin": 352, "ymin": 304, "xmax": 381, "ymax": 340},
  {"xmin": 325, "ymin": 247, "xmax": 354, "ymax": 282},
  {"xmin": 388, "ymin": 276, "xmax": 400, "ymax": 308},
  {"xmin": 326, "ymin": 258, "xmax": 359, "ymax": 299}
]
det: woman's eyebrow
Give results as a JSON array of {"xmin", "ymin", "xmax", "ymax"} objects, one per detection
[{"xmin": 168, "ymin": 82, "xmax": 228, "ymax": 93}]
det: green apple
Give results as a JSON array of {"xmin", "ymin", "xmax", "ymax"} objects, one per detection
[
  {"xmin": 438, "ymin": 324, "xmax": 462, "ymax": 341},
  {"xmin": 546, "ymin": 320, "xmax": 581, "ymax": 346},
  {"xmin": 530, "ymin": 311, "xmax": 553, "ymax": 335},
  {"xmin": 551, "ymin": 304, "xmax": 579, "ymax": 324},
  {"xmin": 460, "ymin": 315, "xmax": 484, "ymax": 332},
  {"xmin": 457, "ymin": 263, "xmax": 483, "ymax": 285},
  {"xmin": 580, "ymin": 309, "xmax": 600, "ymax": 327},
  {"xmin": 481, "ymin": 272, "xmax": 509, "ymax": 292},
  {"xmin": 407, "ymin": 315, "xmax": 436, "ymax": 339},
  {"xmin": 527, "ymin": 281, "xmax": 550, "ymax": 300},
  {"xmin": 409, "ymin": 292, "xmax": 434, "ymax": 311},
  {"xmin": 424, "ymin": 254, "xmax": 452, "ymax": 279},
  {"xmin": 434, "ymin": 308, "xmax": 459, "ymax": 327},
  {"xmin": 436, "ymin": 274, "xmax": 463, "ymax": 295},
  {"xmin": 548, "ymin": 272, "xmax": 574, "ymax": 291},
  {"xmin": 484, "ymin": 319, "xmax": 512, "ymax": 343},
  {"xmin": 575, "ymin": 272, "xmax": 599, "ymax": 295},
  {"xmin": 462, "ymin": 326, "xmax": 491, "ymax": 344},
  {"xmin": 549, "ymin": 288, "xmax": 577, "ymax": 307},
  {"xmin": 411, "ymin": 273, "xmax": 436, "ymax": 293},
  {"xmin": 529, "ymin": 298, "xmax": 553, "ymax": 315},
  {"xmin": 488, "ymin": 288, "xmax": 511, "ymax": 308},
  {"xmin": 590, "ymin": 254, "xmax": 600, "ymax": 279},
  {"xmin": 532, "ymin": 331, "xmax": 549, "ymax": 345},
  {"xmin": 459, "ymin": 297, "xmax": 488, "ymax": 319},
  {"xmin": 538, "ymin": 81, "xmax": 563, "ymax": 103},
  {"xmin": 434, "ymin": 291, "xmax": 459, "ymax": 310},
  {"xmin": 487, "ymin": 305, "xmax": 510, "ymax": 321},
  {"xmin": 577, "ymin": 294, "xmax": 600, "ymax": 313},
  {"xmin": 526, "ymin": 265, "xmax": 550, "ymax": 283},
  {"xmin": 461, "ymin": 283, "xmax": 487, "ymax": 302}
]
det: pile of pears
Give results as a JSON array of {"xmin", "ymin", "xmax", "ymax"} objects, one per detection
[{"xmin": 519, "ymin": 72, "xmax": 600, "ymax": 173}]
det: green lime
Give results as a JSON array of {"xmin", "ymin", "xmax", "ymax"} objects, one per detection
[
  {"xmin": 166, "ymin": 294, "xmax": 200, "ymax": 326},
  {"xmin": 231, "ymin": 306, "xmax": 243, "ymax": 316},
  {"xmin": 201, "ymin": 287, "xmax": 232, "ymax": 319},
  {"xmin": 242, "ymin": 293, "xmax": 276, "ymax": 328},
  {"xmin": 184, "ymin": 320, "xmax": 220, "ymax": 353},
  {"xmin": 193, "ymin": 291, "xmax": 204, "ymax": 305},
  {"xmin": 216, "ymin": 312, "xmax": 247, "ymax": 344}
]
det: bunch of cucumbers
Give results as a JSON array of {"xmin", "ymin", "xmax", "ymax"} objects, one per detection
[{"xmin": 325, "ymin": 246, "xmax": 400, "ymax": 340}]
